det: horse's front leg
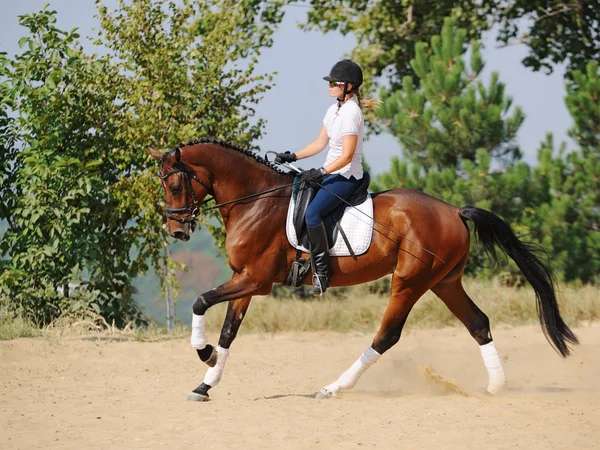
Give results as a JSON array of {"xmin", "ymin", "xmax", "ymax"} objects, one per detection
[
  {"xmin": 190, "ymin": 272, "xmax": 262, "ymax": 354},
  {"xmin": 188, "ymin": 272, "xmax": 265, "ymax": 401},
  {"xmin": 187, "ymin": 296, "xmax": 251, "ymax": 402}
]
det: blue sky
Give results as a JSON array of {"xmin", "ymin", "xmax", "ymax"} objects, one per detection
[{"xmin": 1, "ymin": 0, "xmax": 574, "ymax": 175}]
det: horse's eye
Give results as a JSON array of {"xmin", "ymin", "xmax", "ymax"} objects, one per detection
[{"xmin": 170, "ymin": 185, "xmax": 182, "ymax": 194}]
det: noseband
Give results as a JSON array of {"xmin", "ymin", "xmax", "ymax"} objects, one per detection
[{"xmin": 157, "ymin": 158, "xmax": 212, "ymax": 231}]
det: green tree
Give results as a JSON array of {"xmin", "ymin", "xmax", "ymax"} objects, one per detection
[
  {"xmin": 520, "ymin": 62, "xmax": 599, "ymax": 282},
  {"xmin": 522, "ymin": 133, "xmax": 599, "ymax": 283},
  {"xmin": 0, "ymin": 52, "xmax": 16, "ymax": 227},
  {"xmin": 369, "ymin": 20, "xmax": 539, "ymax": 281},
  {"xmin": 497, "ymin": 1, "xmax": 600, "ymax": 77},
  {"xmin": 372, "ymin": 28, "xmax": 599, "ymax": 283},
  {"xmin": 94, "ymin": 0, "xmax": 285, "ymax": 325},
  {"xmin": 298, "ymin": 0, "xmax": 600, "ymax": 91},
  {"xmin": 0, "ymin": 1, "xmax": 286, "ymax": 325},
  {"xmin": 565, "ymin": 61, "xmax": 600, "ymax": 155},
  {"xmin": 376, "ymin": 18, "xmax": 524, "ymax": 171},
  {"xmin": 0, "ymin": 7, "xmax": 143, "ymax": 325}
]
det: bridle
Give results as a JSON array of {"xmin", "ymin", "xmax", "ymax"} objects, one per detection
[
  {"xmin": 157, "ymin": 152, "xmax": 299, "ymax": 234},
  {"xmin": 157, "ymin": 157, "xmax": 213, "ymax": 231}
]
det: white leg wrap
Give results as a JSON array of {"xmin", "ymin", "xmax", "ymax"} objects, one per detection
[
  {"xmin": 318, "ymin": 347, "xmax": 381, "ymax": 398},
  {"xmin": 480, "ymin": 341, "xmax": 506, "ymax": 395},
  {"xmin": 202, "ymin": 346, "xmax": 229, "ymax": 387},
  {"xmin": 190, "ymin": 314, "xmax": 207, "ymax": 349}
]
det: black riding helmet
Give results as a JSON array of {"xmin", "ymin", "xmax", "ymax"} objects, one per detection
[{"xmin": 323, "ymin": 59, "xmax": 363, "ymax": 87}]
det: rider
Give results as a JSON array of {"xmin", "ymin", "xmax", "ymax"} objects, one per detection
[{"xmin": 276, "ymin": 59, "xmax": 378, "ymax": 296}]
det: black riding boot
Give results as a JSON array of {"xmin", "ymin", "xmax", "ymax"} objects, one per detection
[{"xmin": 307, "ymin": 222, "xmax": 330, "ymax": 296}]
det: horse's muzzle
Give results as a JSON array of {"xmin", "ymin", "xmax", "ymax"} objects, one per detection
[
  {"xmin": 170, "ymin": 221, "xmax": 191, "ymax": 241},
  {"xmin": 173, "ymin": 229, "xmax": 190, "ymax": 241}
]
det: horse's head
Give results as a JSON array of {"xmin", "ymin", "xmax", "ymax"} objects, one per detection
[{"xmin": 148, "ymin": 146, "xmax": 212, "ymax": 241}]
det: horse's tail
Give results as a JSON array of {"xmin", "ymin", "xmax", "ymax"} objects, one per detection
[{"xmin": 459, "ymin": 205, "xmax": 578, "ymax": 357}]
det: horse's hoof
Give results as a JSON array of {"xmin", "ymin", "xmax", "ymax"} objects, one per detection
[
  {"xmin": 187, "ymin": 392, "xmax": 210, "ymax": 402},
  {"xmin": 315, "ymin": 387, "xmax": 337, "ymax": 400}
]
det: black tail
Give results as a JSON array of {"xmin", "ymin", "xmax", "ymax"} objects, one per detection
[{"xmin": 459, "ymin": 205, "xmax": 578, "ymax": 357}]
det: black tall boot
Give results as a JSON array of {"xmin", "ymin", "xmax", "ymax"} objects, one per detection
[{"xmin": 307, "ymin": 222, "xmax": 330, "ymax": 296}]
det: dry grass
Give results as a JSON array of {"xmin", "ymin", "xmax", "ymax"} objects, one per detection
[
  {"xmin": 202, "ymin": 278, "xmax": 600, "ymax": 334},
  {"xmin": 1, "ymin": 279, "xmax": 598, "ymax": 341},
  {"xmin": 0, "ymin": 315, "xmax": 41, "ymax": 340},
  {"xmin": 44, "ymin": 314, "xmax": 191, "ymax": 342}
]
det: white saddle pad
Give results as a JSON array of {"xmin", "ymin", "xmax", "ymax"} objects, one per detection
[{"xmin": 286, "ymin": 194, "xmax": 374, "ymax": 256}]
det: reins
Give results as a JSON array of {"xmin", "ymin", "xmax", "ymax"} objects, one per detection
[
  {"xmin": 157, "ymin": 156, "xmax": 295, "ymax": 228},
  {"xmin": 200, "ymin": 183, "xmax": 296, "ymax": 213}
]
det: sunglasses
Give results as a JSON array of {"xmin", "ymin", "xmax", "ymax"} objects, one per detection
[{"xmin": 328, "ymin": 81, "xmax": 345, "ymax": 88}]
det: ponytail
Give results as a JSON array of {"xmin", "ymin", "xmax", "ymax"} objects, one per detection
[{"xmin": 356, "ymin": 90, "xmax": 381, "ymax": 111}]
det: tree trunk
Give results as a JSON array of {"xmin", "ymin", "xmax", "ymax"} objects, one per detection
[{"xmin": 164, "ymin": 242, "xmax": 175, "ymax": 333}]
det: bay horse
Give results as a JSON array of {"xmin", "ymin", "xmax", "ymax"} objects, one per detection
[{"xmin": 148, "ymin": 138, "xmax": 578, "ymax": 402}]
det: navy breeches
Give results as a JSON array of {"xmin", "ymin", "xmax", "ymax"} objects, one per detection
[{"xmin": 305, "ymin": 174, "xmax": 362, "ymax": 227}]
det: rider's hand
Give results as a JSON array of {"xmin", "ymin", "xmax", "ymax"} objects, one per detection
[
  {"xmin": 300, "ymin": 168, "xmax": 326, "ymax": 183},
  {"xmin": 275, "ymin": 151, "xmax": 297, "ymax": 164}
]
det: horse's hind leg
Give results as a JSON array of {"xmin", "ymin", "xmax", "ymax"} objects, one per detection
[
  {"xmin": 431, "ymin": 279, "xmax": 506, "ymax": 394},
  {"xmin": 188, "ymin": 296, "xmax": 251, "ymax": 402},
  {"xmin": 316, "ymin": 277, "xmax": 427, "ymax": 399}
]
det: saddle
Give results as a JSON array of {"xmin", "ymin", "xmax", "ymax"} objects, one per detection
[
  {"xmin": 284, "ymin": 173, "xmax": 372, "ymax": 288},
  {"xmin": 292, "ymin": 172, "xmax": 371, "ymax": 251}
]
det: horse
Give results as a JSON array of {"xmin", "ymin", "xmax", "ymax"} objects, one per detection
[{"xmin": 147, "ymin": 138, "xmax": 578, "ymax": 402}]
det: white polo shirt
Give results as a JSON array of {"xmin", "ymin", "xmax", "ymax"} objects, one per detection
[{"xmin": 322, "ymin": 97, "xmax": 364, "ymax": 180}]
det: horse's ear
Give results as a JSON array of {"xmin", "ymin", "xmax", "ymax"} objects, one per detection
[
  {"xmin": 174, "ymin": 147, "xmax": 181, "ymax": 161},
  {"xmin": 147, "ymin": 147, "xmax": 162, "ymax": 160}
]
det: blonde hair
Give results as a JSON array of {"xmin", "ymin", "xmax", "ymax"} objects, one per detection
[
  {"xmin": 350, "ymin": 87, "xmax": 381, "ymax": 110},
  {"xmin": 359, "ymin": 97, "xmax": 382, "ymax": 110}
]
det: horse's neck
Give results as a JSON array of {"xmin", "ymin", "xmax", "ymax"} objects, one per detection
[{"xmin": 190, "ymin": 144, "xmax": 291, "ymax": 214}]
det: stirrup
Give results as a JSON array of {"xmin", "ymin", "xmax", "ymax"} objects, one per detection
[{"xmin": 310, "ymin": 274, "xmax": 329, "ymax": 296}]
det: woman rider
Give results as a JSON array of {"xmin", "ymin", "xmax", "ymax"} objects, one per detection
[{"xmin": 276, "ymin": 59, "xmax": 378, "ymax": 296}]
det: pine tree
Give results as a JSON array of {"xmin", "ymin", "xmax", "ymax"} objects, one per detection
[
  {"xmin": 522, "ymin": 133, "xmax": 600, "ymax": 283},
  {"xmin": 371, "ymin": 19, "xmax": 600, "ymax": 284},
  {"xmin": 521, "ymin": 61, "xmax": 600, "ymax": 283},
  {"xmin": 565, "ymin": 61, "xmax": 600, "ymax": 156},
  {"xmin": 377, "ymin": 17, "xmax": 524, "ymax": 171}
]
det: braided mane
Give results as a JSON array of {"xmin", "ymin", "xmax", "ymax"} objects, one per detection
[{"xmin": 173, "ymin": 138, "xmax": 290, "ymax": 175}]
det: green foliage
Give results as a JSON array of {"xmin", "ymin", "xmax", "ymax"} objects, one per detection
[
  {"xmin": 512, "ymin": 63, "xmax": 600, "ymax": 283},
  {"xmin": 523, "ymin": 135, "xmax": 599, "ymax": 283},
  {"xmin": 0, "ymin": 1, "xmax": 285, "ymax": 326},
  {"xmin": 496, "ymin": 1, "xmax": 600, "ymax": 76},
  {"xmin": 299, "ymin": 0, "xmax": 600, "ymax": 90},
  {"xmin": 377, "ymin": 18, "xmax": 524, "ymax": 170},
  {"xmin": 373, "ymin": 25, "xmax": 600, "ymax": 284},
  {"xmin": 0, "ymin": 7, "xmax": 144, "ymax": 326},
  {"xmin": 95, "ymin": 0, "xmax": 285, "ymax": 283},
  {"xmin": 565, "ymin": 61, "xmax": 600, "ymax": 154},
  {"xmin": 298, "ymin": 0, "xmax": 492, "ymax": 92}
]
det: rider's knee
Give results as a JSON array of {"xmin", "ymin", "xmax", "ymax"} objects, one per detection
[{"xmin": 305, "ymin": 208, "xmax": 322, "ymax": 228}]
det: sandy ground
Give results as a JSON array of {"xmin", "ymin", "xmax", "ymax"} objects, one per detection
[{"xmin": 1, "ymin": 325, "xmax": 599, "ymax": 449}]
